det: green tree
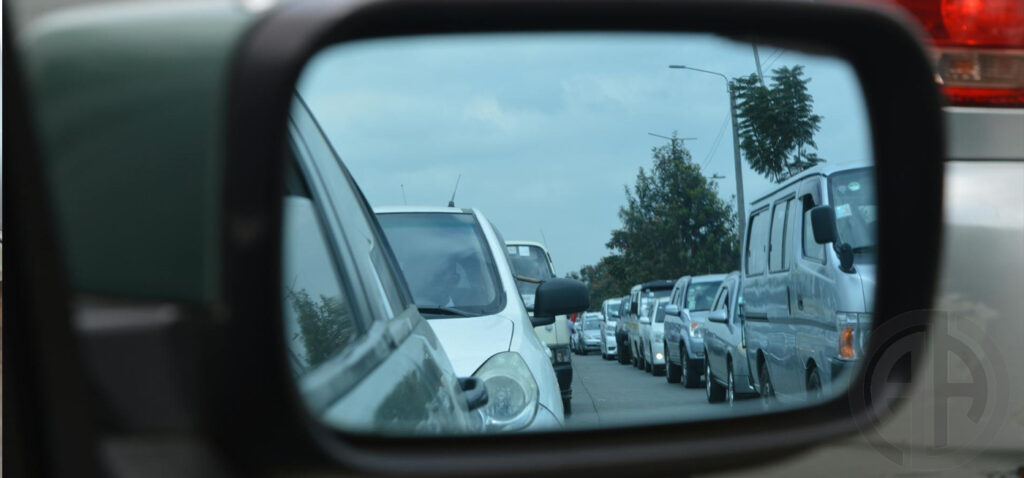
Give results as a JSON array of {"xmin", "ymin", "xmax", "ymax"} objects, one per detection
[
  {"xmin": 567, "ymin": 254, "xmax": 629, "ymax": 311},
  {"xmin": 285, "ymin": 287, "xmax": 355, "ymax": 369},
  {"xmin": 732, "ymin": 65, "xmax": 824, "ymax": 183},
  {"xmin": 602, "ymin": 134, "xmax": 740, "ymax": 286}
]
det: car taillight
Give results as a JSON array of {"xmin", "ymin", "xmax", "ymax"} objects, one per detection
[{"xmin": 882, "ymin": 0, "xmax": 1024, "ymax": 106}]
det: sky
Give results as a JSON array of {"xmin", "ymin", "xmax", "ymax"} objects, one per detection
[{"xmin": 298, "ymin": 32, "xmax": 871, "ymax": 276}]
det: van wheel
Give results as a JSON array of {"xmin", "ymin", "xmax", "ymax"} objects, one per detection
[
  {"xmin": 706, "ymin": 357, "xmax": 725, "ymax": 403},
  {"xmin": 645, "ymin": 351, "xmax": 653, "ymax": 373},
  {"xmin": 666, "ymin": 342, "xmax": 682, "ymax": 383},
  {"xmin": 681, "ymin": 347, "xmax": 702, "ymax": 388},
  {"xmin": 807, "ymin": 367, "xmax": 823, "ymax": 402},
  {"xmin": 617, "ymin": 342, "xmax": 629, "ymax": 365}
]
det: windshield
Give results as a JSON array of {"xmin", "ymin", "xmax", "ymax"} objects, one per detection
[
  {"xmin": 506, "ymin": 244, "xmax": 555, "ymax": 297},
  {"xmin": 584, "ymin": 320, "xmax": 601, "ymax": 330},
  {"xmin": 686, "ymin": 281, "xmax": 722, "ymax": 311},
  {"xmin": 377, "ymin": 213, "xmax": 503, "ymax": 316},
  {"xmin": 828, "ymin": 167, "xmax": 877, "ymax": 256},
  {"xmin": 640, "ymin": 290, "xmax": 671, "ymax": 317}
]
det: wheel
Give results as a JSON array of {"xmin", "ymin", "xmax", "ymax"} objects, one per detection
[
  {"xmin": 665, "ymin": 342, "xmax": 681, "ymax": 383},
  {"xmin": 617, "ymin": 341, "xmax": 630, "ymax": 364},
  {"xmin": 706, "ymin": 356, "xmax": 726, "ymax": 403},
  {"xmin": 759, "ymin": 361, "xmax": 775, "ymax": 407},
  {"xmin": 807, "ymin": 367, "xmax": 823, "ymax": 402},
  {"xmin": 726, "ymin": 364, "xmax": 735, "ymax": 405},
  {"xmin": 645, "ymin": 348, "xmax": 653, "ymax": 373},
  {"xmin": 681, "ymin": 345, "xmax": 702, "ymax": 388},
  {"xmin": 563, "ymin": 397, "xmax": 572, "ymax": 415}
]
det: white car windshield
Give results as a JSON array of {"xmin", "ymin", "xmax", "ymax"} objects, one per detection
[{"xmin": 377, "ymin": 212, "xmax": 504, "ymax": 317}]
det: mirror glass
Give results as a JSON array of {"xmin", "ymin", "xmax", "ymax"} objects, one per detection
[{"xmin": 283, "ymin": 32, "xmax": 875, "ymax": 436}]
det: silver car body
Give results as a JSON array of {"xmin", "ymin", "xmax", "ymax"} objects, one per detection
[
  {"xmin": 703, "ymin": 272, "xmax": 757, "ymax": 397},
  {"xmin": 741, "ymin": 162, "xmax": 875, "ymax": 402},
  {"xmin": 663, "ymin": 274, "xmax": 727, "ymax": 374}
]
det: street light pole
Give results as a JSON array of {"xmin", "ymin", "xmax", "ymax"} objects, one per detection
[{"xmin": 669, "ymin": 65, "xmax": 746, "ymax": 247}]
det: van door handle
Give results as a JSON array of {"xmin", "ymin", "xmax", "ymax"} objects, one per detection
[{"xmin": 797, "ymin": 295, "xmax": 804, "ymax": 311}]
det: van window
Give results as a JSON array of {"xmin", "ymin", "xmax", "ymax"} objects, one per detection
[
  {"xmin": 802, "ymin": 198, "xmax": 826, "ymax": 262},
  {"xmin": 769, "ymin": 200, "xmax": 789, "ymax": 272},
  {"xmin": 745, "ymin": 209, "xmax": 770, "ymax": 276}
]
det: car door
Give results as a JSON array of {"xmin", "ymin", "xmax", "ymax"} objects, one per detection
[
  {"xmin": 705, "ymin": 285, "xmax": 729, "ymax": 380},
  {"xmin": 286, "ymin": 97, "xmax": 475, "ymax": 433}
]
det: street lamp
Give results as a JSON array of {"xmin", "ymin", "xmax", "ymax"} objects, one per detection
[{"xmin": 669, "ymin": 65, "xmax": 747, "ymax": 247}]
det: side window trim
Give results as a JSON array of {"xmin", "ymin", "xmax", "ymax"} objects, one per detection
[
  {"xmin": 799, "ymin": 189, "xmax": 828, "ymax": 265},
  {"xmin": 768, "ymin": 194, "xmax": 795, "ymax": 273},
  {"xmin": 287, "ymin": 128, "xmax": 376, "ymax": 332},
  {"xmin": 744, "ymin": 206, "xmax": 770, "ymax": 277}
]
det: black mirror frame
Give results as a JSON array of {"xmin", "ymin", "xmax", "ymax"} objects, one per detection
[
  {"xmin": 220, "ymin": 0, "xmax": 944, "ymax": 475},
  {"xmin": 810, "ymin": 204, "xmax": 840, "ymax": 244}
]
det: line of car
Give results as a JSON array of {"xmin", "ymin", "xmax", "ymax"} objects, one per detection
[{"xmin": 587, "ymin": 162, "xmax": 876, "ymax": 406}]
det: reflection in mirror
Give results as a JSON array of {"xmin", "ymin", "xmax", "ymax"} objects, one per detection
[{"xmin": 283, "ymin": 32, "xmax": 874, "ymax": 436}]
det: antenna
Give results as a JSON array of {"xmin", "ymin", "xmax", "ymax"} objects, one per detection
[
  {"xmin": 447, "ymin": 174, "xmax": 461, "ymax": 207},
  {"xmin": 540, "ymin": 229, "xmax": 550, "ymax": 250},
  {"xmin": 401, "ymin": 184, "xmax": 408, "ymax": 205}
]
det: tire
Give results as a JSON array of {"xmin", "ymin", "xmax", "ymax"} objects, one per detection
[
  {"xmin": 665, "ymin": 342, "xmax": 682, "ymax": 383},
  {"xmin": 617, "ymin": 338, "xmax": 629, "ymax": 364},
  {"xmin": 807, "ymin": 367, "xmax": 823, "ymax": 402},
  {"xmin": 563, "ymin": 397, "xmax": 572, "ymax": 415},
  {"xmin": 726, "ymin": 364, "xmax": 735, "ymax": 405},
  {"xmin": 681, "ymin": 345, "xmax": 702, "ymax": 388},
  {"xmin": 645, "ymin": 349, "xmax": 653, "ymax": 373},
  {"xmin": 706, "ymin": 356, "xmax": 726, "ymax": 403},
  {"xmin": 759, "ymin": 361, "xmax": 775, "ymax": 408}
]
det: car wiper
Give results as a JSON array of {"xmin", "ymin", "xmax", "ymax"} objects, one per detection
[{"xmin": 417, "ymin": 306, "xmax": 474, "ymax": 317}]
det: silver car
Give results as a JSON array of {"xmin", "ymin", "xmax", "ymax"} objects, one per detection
[
  {"xmin": 663, "ymin": 274, "xmax": 725, "ymax": 387},
  {"xmin": 703, "ymin": 272, "xmax": 757, "ymax": 404}
]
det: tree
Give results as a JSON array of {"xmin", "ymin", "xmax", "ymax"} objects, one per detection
[
  {"xmin": 566, "ymin": 254, "xmax": 629, "ymax": 311},
  {"xmin": 600, "ymin": 134, "xmax": 740, "ymax": 287},
  {"xmin": 732, "ymin": 65, "xmax": 824, "ymax": 183},
  {"xmin": 285, "ymin": 287, "xmax": 355, "ymax": 368}
]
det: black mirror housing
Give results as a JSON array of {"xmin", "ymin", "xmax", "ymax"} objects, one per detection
[
  {"xmin": 810, "ymin": 205, "xmax": 839, "ymax": 244},
  {"xmin": 534, "ymin": 278, "xmax": 589, "ymax": 320}
]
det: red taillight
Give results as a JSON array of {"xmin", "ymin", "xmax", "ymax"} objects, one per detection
[{"xmin": 883, "ymin": 0, "xmax": 1024, "ymax": 106}]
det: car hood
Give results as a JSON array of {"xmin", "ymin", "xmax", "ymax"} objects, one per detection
[
  {"xmin": 427, "ymin": 315, "xmax": 514, "ymax": 376},
  {"xmin": 583, "ymin": 329, "xmax": 601, "ymax": 338}
]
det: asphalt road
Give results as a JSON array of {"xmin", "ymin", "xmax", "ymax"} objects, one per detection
[{"xmin": 564, "ymin": 351, "xmax": 760, "ymax": 429}]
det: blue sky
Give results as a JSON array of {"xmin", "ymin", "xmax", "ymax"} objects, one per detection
[{"xmin": 298, "ymin": 32, "xmax": 871, "ymax": 276}]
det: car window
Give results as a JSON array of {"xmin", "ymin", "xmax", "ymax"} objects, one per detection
[
  {"xmin": 377, "ymin": 212, "xmax": 504, "ymax": 316},
  {"xmin": 685, "ymin": 281, "xmax": 721, "ymax": 311},
  {"xmin": 289, "ymin": 98, "xmax": 407, "ymax": 319},
  {"xmin": 746, "ymin": 208, "xmax": 770, "ymax": 276},
  {"xmin": 281, "ymin": 195, "xmax": 363, "ymax": 376},
  {"xmin": 769, "ymin": 199, "xmax": 789, "ymax": 272},
  {"xmin": 828, "ymin": 167, "xmax": 877, "ymax": 259}
]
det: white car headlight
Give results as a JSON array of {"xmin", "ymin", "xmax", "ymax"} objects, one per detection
[
  {"xmin": 688, "ymin": 321, "xmax": 703, "ymax": 338},
  {"xmin": 472, "ymin": 352, "xmax": 539, "ymax": 432}
]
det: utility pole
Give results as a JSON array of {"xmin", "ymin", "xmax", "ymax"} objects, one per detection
[
  {"xmin": 728, "ymin": 86, "xmax": 746, "ymax": 246},
  {"xmin": 669, "ymin": 65, "xmax": 747, "ymax": 255},
  {"xmin": 752, "ymin": 42, "xmax": 765, "ymax": 87}
]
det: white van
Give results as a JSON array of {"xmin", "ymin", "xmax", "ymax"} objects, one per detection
[
  {"xmin": 505, "ymin": 241, "xmax": 574, "ymax": 412},
  {"xmin": 741, "ymin": 163, "xmax": 875, "ymax": 403}
]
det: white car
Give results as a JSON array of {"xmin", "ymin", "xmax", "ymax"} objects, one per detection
[
  {"xmin": 375, "ymin": 206, "xmax": 587, "ymax": 431},
  {"xmin": 638, "ymin": 299, "xmax": 670, "ymax": 375},
  {"xmin": 599, "ymin": 297, "xmax": 623, "ymax": 359}
]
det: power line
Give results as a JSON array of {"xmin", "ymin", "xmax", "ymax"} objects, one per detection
[
  {"xmin": 764, "ymin": 49, "xmax": 784, "ymax": 70},
  {"xmin": 701, "ymin": 114, "xmax": 731, "ymax": 169}
]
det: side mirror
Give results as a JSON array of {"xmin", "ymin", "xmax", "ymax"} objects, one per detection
[
  {"xmin": 810, "ymin": 205, "xmax": 839, "ymax": 244},
  {"xmin": 639, "ymin": 316, "xmax": 650, "ymax": 325},
  {"xmin": 457, "ymin": 377, "xmax": 489, "ymax": 411},
  {"xmin": 533, "ymin": 278, "xmax": 589, "ymax": 327},
  {"xmin": 707, "ymin": 309, "xmax": 728, "ymax": 323},
  {"xmin": 665, "ymin": 304, "xmax": 680, "ymax": 317}
]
